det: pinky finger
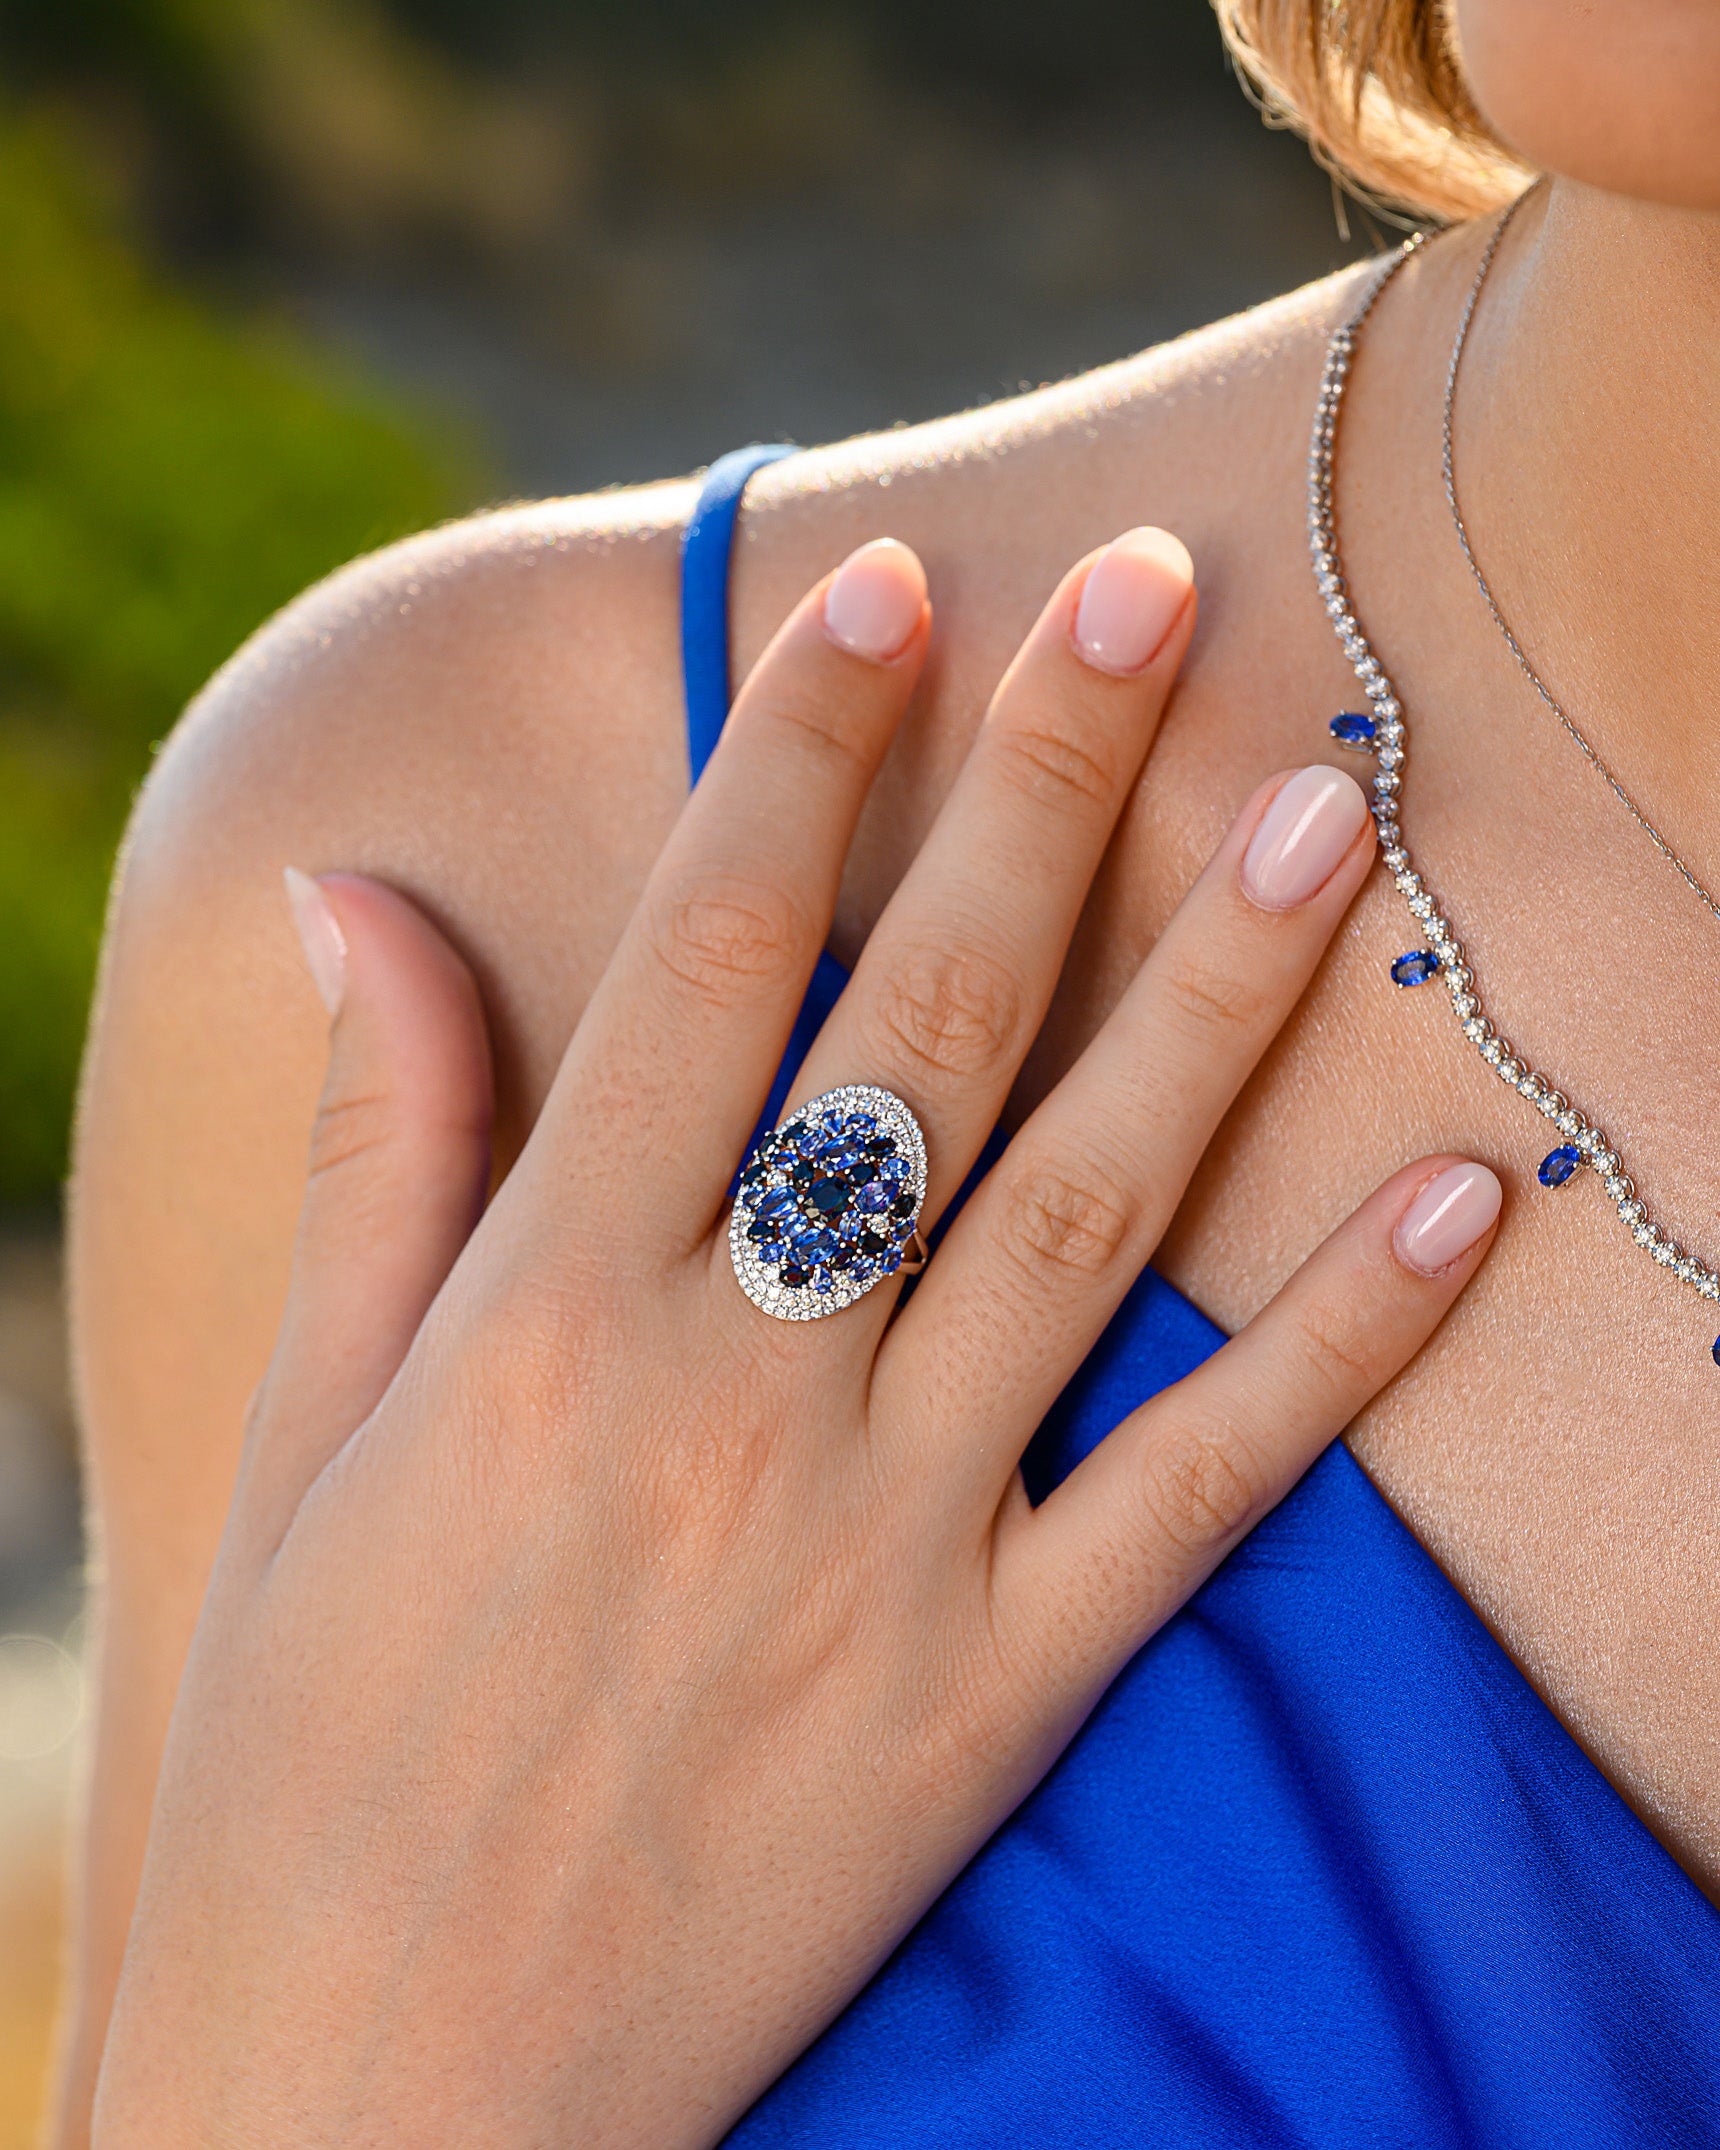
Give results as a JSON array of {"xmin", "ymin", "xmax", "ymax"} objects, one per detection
[{"xmin": 998, "ymin": 1156, "xmax": 1501, "ymax": 1695}]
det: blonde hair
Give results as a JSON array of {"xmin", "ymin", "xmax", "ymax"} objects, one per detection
[{"xmin": 1212, "ymin": 0, "xmax": 1534, "ymax": 222}]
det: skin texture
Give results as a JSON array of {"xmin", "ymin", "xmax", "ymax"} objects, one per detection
[
  {"xmin": 85, "ymin": 543, "xmax": 1492, "ymax": 2148},
  {"xmin": 58, "ymin": 6, "xmax": 1720, "ymax": 2134},
  {"xmin": 1452, "ymin": 0, "xmax": 1720, "ymax": 210}
]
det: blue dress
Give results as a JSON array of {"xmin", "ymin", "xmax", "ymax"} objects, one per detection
[{"xmin": 682, "ymin": 446, "xmax": 1720, "ymax": 2145}]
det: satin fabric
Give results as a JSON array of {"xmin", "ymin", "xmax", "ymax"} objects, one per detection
[{"xmin": 683, "ymin": 445, "xmax": 1720, "ymax": 2144}]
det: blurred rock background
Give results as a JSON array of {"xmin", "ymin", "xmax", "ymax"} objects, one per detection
[{"xmin": 0, "ymin": 0, "xmax": 1382, "ymax": 2133}]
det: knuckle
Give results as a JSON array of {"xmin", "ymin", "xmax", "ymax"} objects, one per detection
[
  {"xmin": 989, "ymin": 716, "xmax": 1122, "ymax": 817},
  {"xmin": 758, "ymin": 682, "xmax": 874, "ymax": 775},
  {"xmin": 456, "ymin": 1266, "xmax": 606, "ymax": 1421},
  {"xmin": 645, "ymin": 1412, "xmax": 780, "ymax": 1567},
  {"xmin": 912, "ymin": 1680, "xmax": 1019, "ymax": 1802},
  {"xmin": 305, "ymin": 1087, "xmax": 398, "ymax": 1184},
  {"xmin": 1288, "ymin": 1300, "xmax": 1380, "ymax": 1404},
  {"xmin": 1000, "ymin": 1149, "xmax": 1135, "ymax": 1284},
  {"xmin": 859, "ymin": 935, "xmax": 1022, "ymax": 1086},
  {"xmin": 888, "ymin": 1628, "xmax": 1023, "ymax": 1809},
  {"xmin": 1141, "ymin": 1418, "xmax": 1267, "ymax": 1553},
  {"xmin": 1155, "ymin": 943, "xmax": 1265, "ymax": 1040},
  {"xmin": 647, "ymin": 871, "xmax": 803, "ymax": 1006}
]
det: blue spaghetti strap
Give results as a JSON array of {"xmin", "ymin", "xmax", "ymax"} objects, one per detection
[
  {"xmin": 679, "ymin": 440, "xmax": 843, "ymax": 1142},
  {"xmin": 681, "ymin": 443, "xmax": 797, "ymax": 784}
]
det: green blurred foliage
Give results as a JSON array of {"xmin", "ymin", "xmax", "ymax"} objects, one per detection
[
  {"xmin": 0, "ymin": 110, "xmax": 477, "ymax": 1208},
  {"xmin": 0, "ymin": 0, "xmax": 1246, "ymax": 1214}
]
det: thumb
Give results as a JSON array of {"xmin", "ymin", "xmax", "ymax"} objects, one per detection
[{"xmin": 243, "ymin": 868, "xmax": 494, "ymax": 1539}]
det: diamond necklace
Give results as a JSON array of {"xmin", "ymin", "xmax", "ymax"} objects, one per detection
[{"xmin": 1308, "ymin": 231, "xmax": 1720, "ymax": 1353}]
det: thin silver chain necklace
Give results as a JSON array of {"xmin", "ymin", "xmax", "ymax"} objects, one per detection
[
  {"xmin": 1308, "ymin": 226, "xmax": 1720, "ymax": 1356},
  {"xmin": 1445, "ymin": 192, "xmax": 1720, "ymax": 926}
]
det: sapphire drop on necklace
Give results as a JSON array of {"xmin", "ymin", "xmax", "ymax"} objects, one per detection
[
  {"xmin": 1537, "ymin": 1145, "xmax": 1582, "ymax": 1189},
  {"xmin": 1390, "ymin": 949, "xmax": 1439, "ymax": 987},
  {"xmin": 1329, "ymin": 711, "xmax": 1377, "ymax": 750}
]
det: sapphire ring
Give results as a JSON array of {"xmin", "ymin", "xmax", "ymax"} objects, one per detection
[{"xmin": 729, "ymin": 1085, "xmax": 929, "ymax": 1321}]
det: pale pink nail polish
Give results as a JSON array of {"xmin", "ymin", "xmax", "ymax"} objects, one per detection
[
  {"xmin": 1071, "ymin": 527, "xmax": 1194, "ymax": 676},
  {"xmin": 1240, "ymin": 766, "xmax": 1371, "ymax": 910},
  {"xmin": 284, "ymin": 867, "xmax": 347, "ymax": 1018},
  {"xmin": 1394, "ymin": 1163, "xmax": 1502, "ymax": 1276},
  {"xmin": 821, "ymin": 539, "xmax": 927, "ymax": 663}
]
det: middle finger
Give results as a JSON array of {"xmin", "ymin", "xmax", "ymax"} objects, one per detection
[{"xmin": 788, "ymin": 527, "xmax": 1196, "ymax": 1225}]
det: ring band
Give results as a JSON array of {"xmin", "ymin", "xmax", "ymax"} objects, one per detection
[{"xmin": 729, "ymin": 1085, "xmax": 929, "ymax": 1321}]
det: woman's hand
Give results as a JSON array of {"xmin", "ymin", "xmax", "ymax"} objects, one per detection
[{"xmin": 93, "ymin": 530, "xmax": 1499, "ymax": 2147}]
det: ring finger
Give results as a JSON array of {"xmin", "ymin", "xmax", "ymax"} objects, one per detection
[{"xmin": 884, "ymin": 761, "xmax": 1376, "ymax": 1467}]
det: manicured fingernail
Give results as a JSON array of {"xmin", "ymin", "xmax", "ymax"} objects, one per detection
[
  {"xmin": 1240, "ymin": 765, "xmax": 1371, "ymax": 909},
  {"xmin": 1071, "ymin": 527, "xmax": 1194, "ymax": 675},
  {"xmin": 1394, "ymin": 1163, "xmax": 1502, "ymax": 1276},
  {"xmin": 283, "ymin": 867, "xmax": 347, "ymax": 1018},
  {"xmin": 821, "ymin": 538, "xmax": 927, "ymax": 663}
]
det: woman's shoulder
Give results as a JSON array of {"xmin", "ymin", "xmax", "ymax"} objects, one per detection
[
  {"xmin": 731, "ymin": 261, "xmax": 1365, "ymax": 672},
  {"xmin": 141, "ymin": 255, "xmax": 1366, "ymax": 851},
  {"xmin": 114, "ymin": 258, "xmax": 1370, "ymax": 1135},
  {"xmin": 713, "ymin": 259, "xmax": 1375, "ymax": 977},
  {"xmin": 128, "ymin": 473, "xmax": 697, "ymax": 916}
]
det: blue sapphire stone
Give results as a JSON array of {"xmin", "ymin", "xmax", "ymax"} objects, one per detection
[
  {"xmin": 813, "ymin": 1139, "xmax": 863, "ymax": 1172},
  {"xmin": 879, "ymin": 1246, "xmax": 903, "ymax": 1276},
  {"xmin": 754, "ymin": 1185, "xmax": 797, "ymax": 1221},
  {"xmin": 1390, "ymin": 949, "xmax": 1440, "ymax": 988},
  {"xmin": 855, "ymin": 1180, "xmax": 892, "ymax": 1215},
  {"xmin": 807, "ymin": 1175, "xmax": 851, "ymax": 1219},
  {"xmin": 1712, "ymin": 1334, "xmax": 1720, "ymax": 1370},
  {"xmin": 845, "ymin": 1111, "xmax": 877, "ymax": 1134},
  {"xmin": 879, "ymin": 1154, "xmax": 910, "ymax": 1185},
  {"xmin": 791, "ymin": 1226, "xmax": 839, "ymax": 1265},
  {"xmin": 1330, "ymin": 710, "xmax": 1377, "ymax": 750},
  {"xmin": 759, "ymin": 1241, "xmax": 786, "ymax": 1265},
  {"xmin": 812, "ymin": 1266, "xmax": 835, "ymax": 1294},
  {"xmin": 1538, "ymin": 1144, "xmax": 1582, "ymax": 1189}
]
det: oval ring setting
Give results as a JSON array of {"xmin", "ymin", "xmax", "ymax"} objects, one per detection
[{"xmin": 729, "ymin": 1084, "xmax": 929, "ymax": 1321}]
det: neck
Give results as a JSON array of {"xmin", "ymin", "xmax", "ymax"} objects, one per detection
[{"xmin": 1456, "ymin": 179, "xmax": 1720, "ymax": 797}]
